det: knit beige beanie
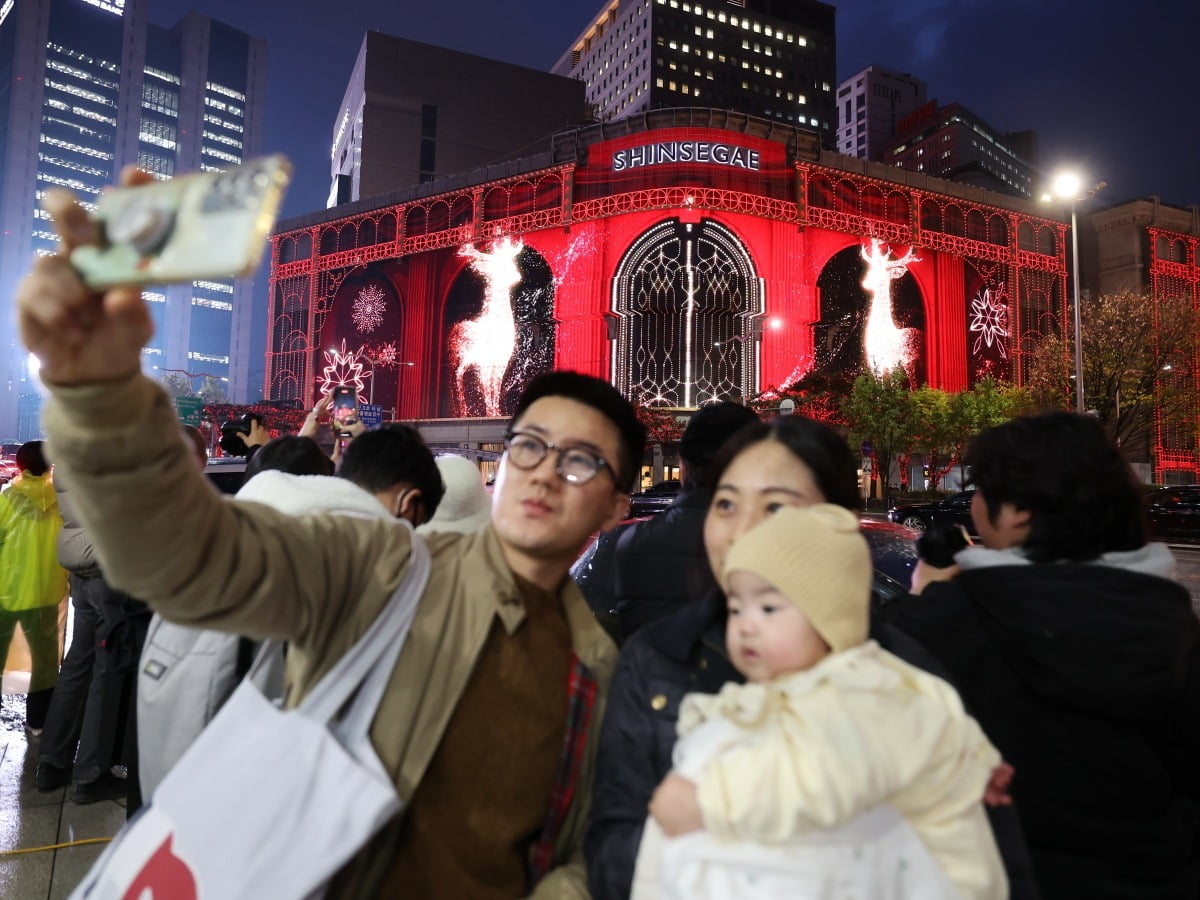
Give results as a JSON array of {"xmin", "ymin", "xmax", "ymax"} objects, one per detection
[{"xmin": 722, "ymin": 504, "xmax": 872, "ymax": 653}]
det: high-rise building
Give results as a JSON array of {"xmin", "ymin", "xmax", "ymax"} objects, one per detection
[
  {"xmin": 552, "ymin": 0, "xmax": 836, "ymax": 142},
  {"xmin": 0, "ymin": 0, "xmax": 265, "ymax": 438},
  {"xmin": 835, "ymin": 65, "xmax": 926, "ymax": 161},
  {"xmin": 886, "ymin": 101, "xmax": 1037, "ymax": 199},
  {"xmin": 329, "ymin": 31, "xmax": 587, "ymax": 206}
]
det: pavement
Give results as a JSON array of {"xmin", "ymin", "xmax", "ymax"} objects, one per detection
[{"xmin": 0, "ymin": 678, "xmax": 127, "ymax": 900}]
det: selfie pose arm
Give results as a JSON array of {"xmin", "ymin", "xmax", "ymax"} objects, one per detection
[{"xmin": 18, "ymin": 176, "xmax": 408, "ymax": 651}]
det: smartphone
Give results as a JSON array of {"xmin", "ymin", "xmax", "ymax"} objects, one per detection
[
  {"xmin": 331, "ymin": 386, "xmax": 359, "ymax": 437},
  {"xmin": 71, "ymin": 155, "xmax": 292, "ymax": 289}
]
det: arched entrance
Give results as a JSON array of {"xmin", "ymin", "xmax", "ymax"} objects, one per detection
[{"xmin": 611, "ymin": 219, "xmax": 760, "ymax": 407}]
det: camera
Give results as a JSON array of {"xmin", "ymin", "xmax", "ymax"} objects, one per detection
[
  {"xmin": 915, "ymin": 523, "xmax": 971, "ymax": 568},
  {"xmin": 219, "ymin": 413, "xmax": 265, "ymax": 457}
]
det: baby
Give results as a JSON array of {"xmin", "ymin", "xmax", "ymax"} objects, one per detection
[{"xmin": 631, "ymin": 504, "xmax": 1007, "ymax": 899}]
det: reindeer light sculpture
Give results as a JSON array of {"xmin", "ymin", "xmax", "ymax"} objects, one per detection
[
  {"xmin": 860, "ymin": 238, "xmax": 921, "ymax": 378},
  {"xmin": 448, "ymin": 236, "xmax": 523, "ymax": 416}
]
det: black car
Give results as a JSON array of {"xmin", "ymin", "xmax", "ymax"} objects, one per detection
[
  {"xmin": 627, "ymin": 479, "xmax": 681, "ymax": 518},
  {"xmin": 204, "ymin": 457, "xmax": 249, "ymax": 495},
  {"xmin": 888, "ymin": 490, "xmax": 977, "ymax": 535},
  {"xmin": 1143, "ymin": 485, "xmax": 1200, "ymax": 542}
]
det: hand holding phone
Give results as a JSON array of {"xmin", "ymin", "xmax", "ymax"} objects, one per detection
[
  {"xmin": 331, "ymin": 387, "xmax": 360, "ymax": 438},
  {"xmin": 71, "ymin": 155, "xmax": 291, "ymax": 289}
]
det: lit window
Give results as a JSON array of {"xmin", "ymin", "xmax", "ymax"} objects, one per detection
[
  {"xmin": 45, "ymin": 79, "xmax": 116, "ymax": 107},
  {"xmin": 192, "ymin": 297, "xmax": 233, "ymax": 311},
  {"xmin": 205, "ymin": 82, "xmax": 245, "ymax": 102},
  {"xmin": 40, "ymin": 134, "xmax": 113, "ymax": 160},
  {"xmin": 202, "ymin": 146, "xmax": 241, "ymax": 165}
]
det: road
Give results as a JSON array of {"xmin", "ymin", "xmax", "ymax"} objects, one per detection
[{"xmin": 1172, "ymin": 545, "xmax": 1200, "ymax": 615}]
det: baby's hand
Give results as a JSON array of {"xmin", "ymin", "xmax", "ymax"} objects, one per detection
[
  {"xmin": 983, "ymin": 762, "xmax": 1014, "ymax": 807},
  {"xmin": 649, "ymin": 773, "xmax": 703, "ymax": 836}
]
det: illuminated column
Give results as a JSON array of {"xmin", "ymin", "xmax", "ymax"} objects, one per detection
[{"xmin": 926, "ymin": 252, "xmax": 969, "ymax": 390}]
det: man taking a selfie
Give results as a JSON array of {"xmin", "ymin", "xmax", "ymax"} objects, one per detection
[{"xmin": 17, "ymin": 171, "xmax": 644, "ymax": 899}]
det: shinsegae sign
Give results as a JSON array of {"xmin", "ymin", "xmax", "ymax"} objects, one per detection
[{"xmin": 612, "ymin": 141, "xmax": 761, "ymax": 172}]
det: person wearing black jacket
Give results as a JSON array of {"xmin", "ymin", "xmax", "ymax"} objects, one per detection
[
  {"xmin": 608, "ymin": 402, "xmax": 759, "ymax": 642},
  {"xmin": 586, "ymin": 416, "xmax": 1039, "ymax": 900},
  {"xmin": 889, "ymin": 412, "xmax": 1200, "ymax": 900}
]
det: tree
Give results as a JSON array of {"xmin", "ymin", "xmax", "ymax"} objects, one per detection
[
  {"xmin": 909, "ymin": 386, "xmax": 955, "ymax": 490},
  {"xmin": 161, "ymin": 373, "xmax": 194, "ymax": 398},
  {"xmin": 1025, "ymin": 292, "xmax": 1200, "ymax": 453},
  {"xmin": 198, "ymin": 376, "xmax": 228, "ymax": 405},
  {"xmin": 749, "ymin": 368, "xmax": 853, "ymax": 426},
  {"xmin": 842, "ymin": 368, "xmax": 914, "ymax": 497},
  {"xmin": 947, "ymin": 378, "xmax": 1033, "ymax": 486}
]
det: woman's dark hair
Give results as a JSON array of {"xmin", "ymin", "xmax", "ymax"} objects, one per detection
[
  {"xmin": 243, "ymin": 435, "xmax": 334, "ymax": 483},
  {"xmin": 706, "ymin": 416, "xmax": 859, "ymax": 511},
  {"xmin": 15, "ymin": 440, "xmax": 49, "ymax": 476},
  {"xmin": 966, "ymin": 411, "xmax": 1145, "ymax": 562}
]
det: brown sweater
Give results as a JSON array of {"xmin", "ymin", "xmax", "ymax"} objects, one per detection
[{"xmin": 380, "ymin": 577, "xmax": 572, "ymax": 898}]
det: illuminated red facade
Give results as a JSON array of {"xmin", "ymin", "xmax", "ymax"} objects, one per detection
[{"xmin": 267, "ymin": 113, "xmax": 1068, "ymax": 422}]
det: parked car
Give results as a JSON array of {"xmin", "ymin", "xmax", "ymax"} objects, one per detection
[
  {"xmin": 0, "ymin": 459, "xmax": 19, "ymax": 485},
  {"xmin": 1143, "ymin": 485, "xmax": 1200, "ymax": 543},
  {"xmin": 204, "ymin": 456, "xmax": 249, "ymax": 495},
  {"xmin": 627, "ymin": 479, "xmax": 681, "ymax": 518},
  {"xmin": 888, "ymin": 490, "xmax": 977, "ymax": 535}
]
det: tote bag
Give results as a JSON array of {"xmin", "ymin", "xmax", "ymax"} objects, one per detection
[{"xmin": 70, "ymin": 532, "xmax": 432, "ymax": 900}]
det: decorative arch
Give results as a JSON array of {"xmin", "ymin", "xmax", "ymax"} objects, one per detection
[
  {"xmin": 808, "ymin": 173, "xmax": 835, "ymax": 210},
  {"xmin": 405, "ymin": 206, "xmax": 428, "ymax": 237},
  {"xmin": 920, "ymin": 199, "xmax": 942, "ymax": 233},
  {"xmin": 483, "ymin": 187, "xmax": 508, "ymax": 222},
  {"xmin": 611, "ymin": 218, "xmax": 761, "ymax": 407}
]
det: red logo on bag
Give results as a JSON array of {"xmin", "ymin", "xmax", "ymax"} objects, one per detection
[{"xmin": 121, "ymin": 835, "xmax": 198, "ymax": 900}]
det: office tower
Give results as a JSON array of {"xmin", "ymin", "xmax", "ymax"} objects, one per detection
[
  {"xmin": 552, "ymin": 0, "xmax": 836, "ymax": 142},
  {"xmin": 0, "ymin": 0, "xmax": 265, "ymax": 439},
  {"xmin": 329, "ymin": 31, "xmax": 587, "ymax": 205},
  {"xmin": 835, "ymin": 65, "xmax": 926, "ymax": 161},
  {"xmin": 887, "ymin": 101, "xmax": 1037, "ymax": 199}
]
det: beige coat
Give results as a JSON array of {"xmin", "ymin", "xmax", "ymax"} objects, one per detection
[
  {"xmin": 676, "ymin": 642, "xmax": 1007, "ymax": 900},
  {"xmin": 43, "ymin": 375, "xmax": 615, "ymax": 899}
]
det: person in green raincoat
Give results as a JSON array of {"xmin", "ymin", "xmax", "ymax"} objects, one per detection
[{"xmin": 0, "ymin": 440, "xmax": 68, "ymax": 733}]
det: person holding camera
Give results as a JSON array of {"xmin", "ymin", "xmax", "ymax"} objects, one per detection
[
  {"xmin": 888, "ymin": 412, "xmax": 1200, "ymax": 899},
  {"xmin": 219, "ymin": 412, "xmax": 269, "ymax": 461}
]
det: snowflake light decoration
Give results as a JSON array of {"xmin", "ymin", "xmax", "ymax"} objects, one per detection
[
  {"xmin": 369, "ymin": 342, "xmax": 398, "ymax": 368},
  {"xmin": 969, "ymin": 285, "xmax": 1009, "ymax": 359},
  {"xmin": 317, "ymin": 339, "xmax": 370, "ymax": 400},
  {"xmin": 352, "ymin": 284, "xmax": 388, "ymax": 334}
]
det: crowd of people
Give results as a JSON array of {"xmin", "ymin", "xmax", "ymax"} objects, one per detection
[{"xmin": 5, "ymin": 168, "xmax": 1199, "ymax": 898}]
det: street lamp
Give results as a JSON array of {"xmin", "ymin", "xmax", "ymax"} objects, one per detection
[
  {"xmin": 1051, "ymin": 172, "xmax": 1085, "ymax": 414},
  {"xmin": 1044, "ymin": 173, "xmax": 1106, "ymax": 415}
]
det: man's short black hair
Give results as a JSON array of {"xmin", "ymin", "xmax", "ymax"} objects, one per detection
[
  {"xmin": 967, "ymin": 411, "xmax": 1146, "ymax": 562},
  {"xmin": 679, "ymin": 401, "xmax": 760, "ymax": 487},
  {"xmin": 16, "ymin": 440, "xmax": 48, "ymax": 476},
  {"xmin": 510, "ymin": 371, "xmax": 646, "ymax": 492},
  {"xmin": 243, "ymin": 435, "xmax": 334, "ymax": 483},
  {"xmin": 339, "ymin": 425, "xmax": 445, "ymax": 521}
]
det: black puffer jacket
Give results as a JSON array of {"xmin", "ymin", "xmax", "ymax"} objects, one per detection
[
  {"xmin": 884, "ymin": 552, "xmax": 1200, "ymax": 900},
  {"xmin": 585, "ymin": 589, "xmax": 1040, "ymax": 899},
  {"xmin": 610, "ymin": 485, "xmax": 715, "ymax": 642}
]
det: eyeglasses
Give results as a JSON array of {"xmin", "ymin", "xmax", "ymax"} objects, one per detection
[{"xmin": 504, "ymin": 431, "xmax": 613, "ymax": 486}]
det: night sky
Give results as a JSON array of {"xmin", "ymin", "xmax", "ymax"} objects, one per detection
[{"xmin": 152, "ymin": 0, "xmax": 1200, "ymax": 219}]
